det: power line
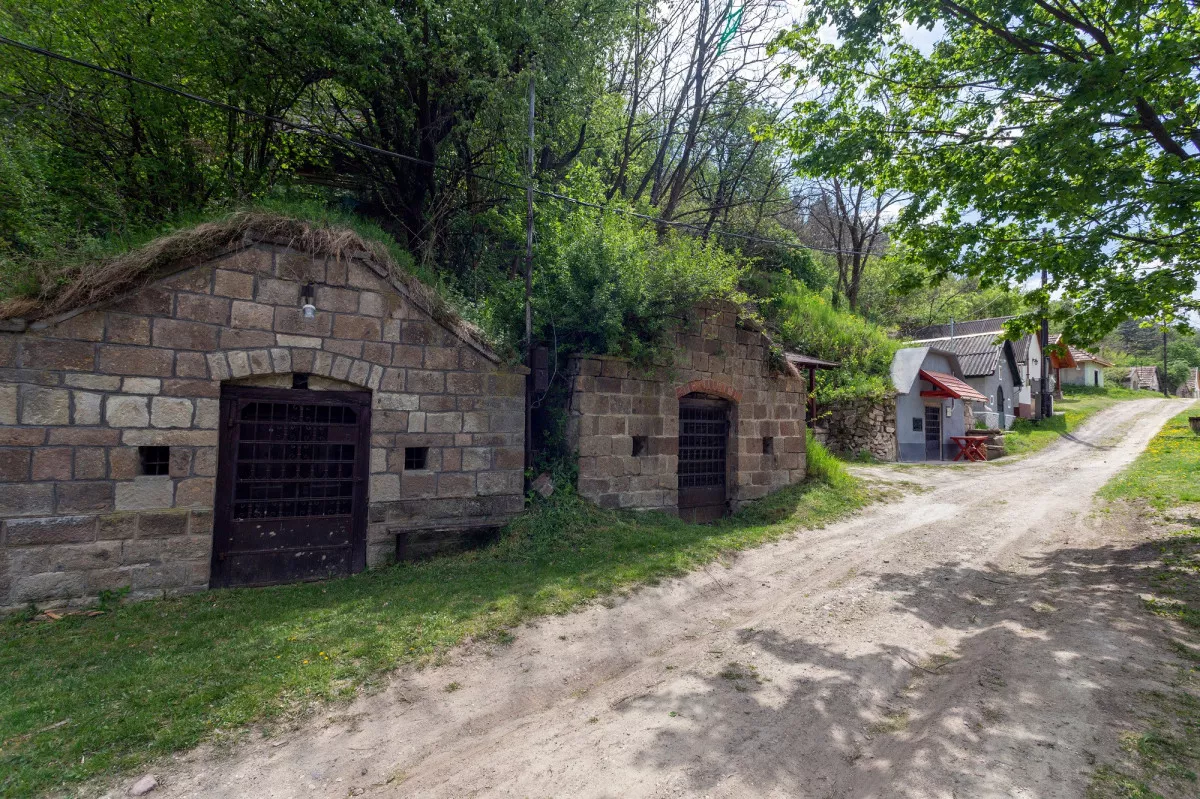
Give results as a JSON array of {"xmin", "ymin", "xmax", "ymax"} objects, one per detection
[{"xmin": 0, "ymin": 33, "xmax": 882, "ymax": 257}]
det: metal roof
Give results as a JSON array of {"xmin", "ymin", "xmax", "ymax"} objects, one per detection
[
  {"xmin": 1049, "ymin": 334, "xmax": 1111, "ymax": 367},
  {"xmin": 919, "ymin": 369, "xmax": 988, "ymax": 402},
  {"xmin": 909, "ymin": 316, "xmax": 1014, "ymax": 340},
  {"xmin": 906, "ymin": 333, "xmax": 1001, "ymax": 377},
  {"xmin": 785, "ymin": 352, "xmax": 841, "ymax": 369}
]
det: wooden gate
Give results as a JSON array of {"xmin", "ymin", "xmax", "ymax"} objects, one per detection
[
  {"xmin": 211, "ymin": 385, "xmax": 371, "ymax": 588},
  {"xmin": 924, "ymin": 404, "xmax": 942, "ymax": 461},
  {"xmin": 678, "ymin": 395, "xmax": 731, "ymax": 523}
]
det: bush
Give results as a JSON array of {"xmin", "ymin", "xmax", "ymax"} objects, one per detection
[
  {"xmin": 527, "ymin": 210, "xmax": 747, "ymax": 361},
  {"xmin": 764, "ymin": 279, "xmax": 899, "ymax": 403}
]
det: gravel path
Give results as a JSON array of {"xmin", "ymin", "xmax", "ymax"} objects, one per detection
[{"xmin": 154, "ymin": 397, "xmax": 1190, "ymax": 799}]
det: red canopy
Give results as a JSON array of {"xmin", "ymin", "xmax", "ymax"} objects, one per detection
[{"xmin": 919, "ymin": 369, "xmax": 988, "ymax": 402}]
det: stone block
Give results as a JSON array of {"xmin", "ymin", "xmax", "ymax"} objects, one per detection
[
  {"xmin": 231, "ymin": 300, "xmax": 275, "ymax": 330},
  {"xmin": 426, "ymin": 412, "xmax": 462, "ymax": 433},
  {"xmin": 227, "ymin": 351, "xmax": 251, "ymax": 378},
  {"xmin": 248, "ymin": 349, "xmax": 272, "ymax": 374},
  {"xmin": 0, "ymin": 448, "xmax": 31, "ymax": 481},
  {"xmin": 122, "ymin": 377, "xmax": 161, "ymax": 395},
  {"xmin": 20, "ymin": 338, "xmax": 95, "ymax": 371},
  {"xmin": 138, "ymin": 509, "xmax": 189, "ymax": 537},
  {"xmin": 256, "ymin": 277, "xmax": 300, "ymax": 305},
  {"xmin": 109, "ymin": 448, "xmax": 139, "ymax": 480},
  {"xmin": 370, "ymin": 474, "xmax": 401, "ymax": 502},
  {"xmin": 193, "ymin": 398, "xmax": 219, "ymax": 429},
  {"xmin": 189, "ymin": 508, "xmax": 213, "ymax": 535},
  {"xmin": 174, "ymin": 477, "xmax": 214, "ymax": 507},
  {"xmin": 269, "ymin": 348, "xmax": 292, "ymax": 373},
  {"xmin": 333, "ymin": 314, "xmax": 382, "ymax": 341},
  {"xmin": 407, "ymin": 370, "xmax": 444, "ymax": 394},
  {"xmin": 31, "ymin": 447, "xmax": 72, "ymax": 480},
  {"xmin": 57, "ymin": 481, "xmax": 114, "ymax": 513},
  {"xmin": 461, "ymin": 448, "xmax": 491, "ymax": 471},
  {"xmin": 176, "ymin": 294, "xmax": 230, "ymax": 325},
  {"xmin": 277, "ymin": 334, "xmax": 322, "ymax": 350},
  {"xmin": 105, "ymin": 395, "xmax": 150, "ymax": 427},
  {"xmin": 276, "ymin": 251, "xmax": 326, "ymax": 282},
  {"xmin": 446, "ymin": 372, "xmax": 483, "ymax": 394},
  {"xmin": 105, "ymin": 314, "xmax": 151, "ymax": 345},
  {"xmin": 109, "ymin": 287, "xmax": 171, "ymax": 317},
  {"xmin": 99, "ymin": 345, "xmax": 174, "ymax": 376},
  {"xmin": 70, "ymin": 391, "xmax": 103, "ymax": 426},
  {"xmin": 436, "ymin": 473, "xmax": 475, "ymax": 498},
  {"xmin": 0, "ymin": 383, "xmax": 14, "ymax": 425},
  {"xmin": 153, "ymin": 318, "xmax": 219, "ymax": 351},
  {"xmin": 220, "ymin": 328, "xmax": 276, "ymax": 349},
  {"xmin": 5, "ymin": 515, "xmax": 95, "ymax": 546},
  {"xmin": 324, "ymin": 338, "xmax": 363, "ymax": 358},
  {"xmin": 13, "ymin": 540, "xmax": 122, "ymax": 574},
  {"xmin": 19, "ymin": 385, "xmax": 70, "ymax": 425},
  {"xmin": 11, "ymin": 572, "xmax": 86, "ymax": 603},
  {"xmin": 98, "ymin": 512, "xmax": 139, "ymax": 540},
  {"xmin": 472, "ymin": 470, "xmax": 520, "ymax": 494},
  {"xmin": 175, "ymin": 352, "xmax": 209, "ymax": 378},
  {"xmin": 214, "ymin": 269, "xmax": 255, "ymax": 299},
  {"xmin": 115, "ymin": 477, "xmax": 174, "ymax": 511},
  {"xmin": 315, "ymin": 286, "xmax": 359, "ymax": 313}
]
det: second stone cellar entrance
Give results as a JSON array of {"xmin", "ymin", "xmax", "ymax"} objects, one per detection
[{"xmin": 677, "ymin": 393, "xmax": 732, "ymax": 523}]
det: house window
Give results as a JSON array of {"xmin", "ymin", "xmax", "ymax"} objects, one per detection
[
  {"xmin": 631, "ymin": 436, "xmax": 648, "ymax": 457},
  {"xmin": 912, "ymin": 417, "xmax": 923, "ymax": 432},
  {"xmin": 762, "ymin": 436, "xmax": 774, "ymax": 455},
  {"xmin": 138, "ymin": 446, "xmax": 170, "ymax": 476},
  {"xmin": 404, "ymin": 447, "xmax": 429, "ymax": 470}
]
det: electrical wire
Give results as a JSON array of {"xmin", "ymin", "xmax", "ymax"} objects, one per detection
[{"xmin": 0, "ymin": 33, "xmax": 883, "ymax": 258}]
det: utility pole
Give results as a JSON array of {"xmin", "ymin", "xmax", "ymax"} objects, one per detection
[
  {"xmin": 1039, "ymin": 267, "xmax": 1052, "ymax": 420},
  {"xmin": 1163, "ymin": 327, "xmax": 1169, "ymax": 397},
  {"xmin": 523, "ymin": 69, "xmax": 536, "ymax": 470}
]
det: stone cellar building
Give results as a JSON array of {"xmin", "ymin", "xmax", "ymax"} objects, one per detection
[
  {"xmin": 565, "ymin": 301, "xmax": 808, "ymax": 522},
  {"xmin": 0, "ymin": 215, "xmax": 526, "ymax": 609}
]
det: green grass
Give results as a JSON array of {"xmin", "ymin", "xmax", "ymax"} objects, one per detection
[
  {"xmin": 0, "ymin": 438, "xmax": 865, "ymax": 798},
  {"xmin": 1101, "ymin": 406, "xmax": 1200, "ymax": 508},
  {"xmin": 1004, "ymin": 384, "xmax": 1149, "ymax": 456},
  {"xmin": 1088, "ymin": 404, "xmax": 1200, "ymax": 799}
]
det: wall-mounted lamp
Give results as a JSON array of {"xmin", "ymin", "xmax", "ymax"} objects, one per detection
[{"xmin": 301, "ymin": 283, "xmax": 316, "ymax": 319}]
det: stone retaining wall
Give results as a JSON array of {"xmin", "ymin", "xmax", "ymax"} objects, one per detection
[
  {"xmin": 0, "ymin": 238, "xmax": 525, "ymax": 610},
  {"xmin": 816, "ymin": 396, "xmax": 897, "ymax": 461}
]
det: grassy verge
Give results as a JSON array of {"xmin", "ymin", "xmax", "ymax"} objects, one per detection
[
  {"xmin": 1088, "ymin": 404, "xmax": 1200, "ymax": 799},
  {"xmin": 0, "ymin": 437, "xmax": 865, "ymax": 798},
  {"xmin": 1004, "ymin": 385, "xmax": 1148, "ymax": 456}
]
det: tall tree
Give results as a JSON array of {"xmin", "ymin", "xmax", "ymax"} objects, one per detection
[{"xmin": 775, "ymin": 0, "xmax": 1200, "ymax": 343}]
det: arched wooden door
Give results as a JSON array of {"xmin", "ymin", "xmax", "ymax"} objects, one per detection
[{"xmin": 678, "ymin": 393, "xmax": 731, "ymax": 523}]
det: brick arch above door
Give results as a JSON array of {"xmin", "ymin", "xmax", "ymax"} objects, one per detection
[{"xmin": 675, "ymin": 378, "xmax": 742, "ymax": 404}]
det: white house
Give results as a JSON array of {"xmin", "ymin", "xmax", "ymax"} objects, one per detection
[
  {"xmin": 1053, "ymin": 335, "xmax": 1112, "ymax": 387},
  {"xmin": 891, "ymin": 347, "xmax": 986, "ymax": 461},
  {"xmin": 906, "ymin": 330, "xmax": 1025, "ymax": 429}
]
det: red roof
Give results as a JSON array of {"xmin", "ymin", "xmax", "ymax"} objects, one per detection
[{"xmin": 919, "ymin": 369, "xmax": 988, "ymax": 402}]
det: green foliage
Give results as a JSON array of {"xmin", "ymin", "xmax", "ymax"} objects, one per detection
[
  {"xmin": 0, "ymin": 470, "xmax": 864, "ymax": 797},
  {"xmin": 1102, "ymin": 408, "xmax": 1200, "ymax": 508},
  {"xmin": 525, "ymin": 209, "xmax": 748, "ymax": 361},
  {"xmin": 776, "ymin": 0, "xmax": 1200, "ymax": 344},
  {"xmin": 764, "ymin": 277, "xmax": 899, "ymax": 402}
]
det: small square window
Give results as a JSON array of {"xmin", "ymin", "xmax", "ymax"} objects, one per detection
[
  {"xmin": 631, "ymin": 436, "xmax": 648, "ymax": 457},
  {"xmin": 913, "ymin": 417, "xmax": 923, "ymax": 432},
  {"xmin": 139, "ymin": 446, "xmax": 170, "ymax": 476},
  {"xmin": 762, "ymin": 436, "xmax": 774, "ymax": 455},
  {"xmin": 404, "ymin": 447, "xmax": 429, "ymax": 470}
]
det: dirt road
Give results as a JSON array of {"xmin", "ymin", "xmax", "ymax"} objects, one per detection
[{"xmin": 157, "ymin": 398, "xmax": 1190, "ymax": 799}]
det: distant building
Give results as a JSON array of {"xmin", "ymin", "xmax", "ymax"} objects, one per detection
[
  {"xmin": 906, "ymin": 330, "xmax": 1024, "ymax": 429},
  {"xmin": 1052, "ymin": 335, "xmax": 1112, "ymax": 387},
  {"xmin": 891, "ymin": 347, "xmax": 986, "ymax": 461},
  {"xmin": 1178, "ymin": 367, "xmax": 1199, "ymax": 398},
  {"xmin": 1126, "ymin": 365, "xmax": 1161, "ymax": 392}
]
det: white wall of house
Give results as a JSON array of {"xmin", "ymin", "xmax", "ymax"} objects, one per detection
[
  {"xmin": 1059, "ymin": 362, "xmax": 1105, "ymax": 387},
  {"xmin": 966, "ymin": 354, "xmax": 1021, "ymax": 429}
]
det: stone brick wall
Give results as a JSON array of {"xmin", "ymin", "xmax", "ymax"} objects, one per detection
[
  {"xmin": 815, "ymin": 396, "xmax": 898, "ymax": 461},
  {"xmin": 0, "ymin": 236, "xmax": 525, "ymax": 610},
  {"xmin": 565, "ymin": 302, "xmax": 806, "ymax": 514}
]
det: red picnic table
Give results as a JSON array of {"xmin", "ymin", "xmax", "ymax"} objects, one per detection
[{"xmin": 949, "ymin": 435, "xmax": 988, "ymax": 462}]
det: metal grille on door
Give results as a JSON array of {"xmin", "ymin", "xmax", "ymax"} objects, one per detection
[
  {"xmin": 678, "ymin": 396, "xmax": 730, "ymax": 522},
  {"xmin": 212, "ymin": 386, "xmax": 370, "ymax": 588}
]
